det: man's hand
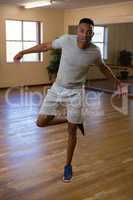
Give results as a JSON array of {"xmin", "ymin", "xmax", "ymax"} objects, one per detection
[
  {"xmin": 14, "ymin": 51, "xmax": 23, "ymax": 63},
  {"xmin": 115, "ymin": 79, "xmax": 128, "ymax": 97}
]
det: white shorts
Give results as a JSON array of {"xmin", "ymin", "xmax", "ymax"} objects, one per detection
[{"xmin": 38, "ymin": 82, "xmax": 85, "ymax": 124}]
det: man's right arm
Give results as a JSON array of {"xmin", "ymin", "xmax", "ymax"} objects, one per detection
[{"xmin": 13, "ymin": 42, "xmax": 53, "ymax": 62}]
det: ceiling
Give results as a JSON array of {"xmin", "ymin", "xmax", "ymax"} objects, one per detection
[{"xmin": 0, "ymin": 0, "xmax": 132, "ymax": 9}]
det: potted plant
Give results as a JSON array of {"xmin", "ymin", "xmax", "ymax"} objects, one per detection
[
  {"xmin": 47, "ymin": 49, "xmax": 61, "ymax": 83},
  {"xmin": 118, "ymin": 49, "xmax": 133, "ymax": 80},
  {"xmin": 119, "ymin": 49, "xmax": 132, "ymax": 66}
]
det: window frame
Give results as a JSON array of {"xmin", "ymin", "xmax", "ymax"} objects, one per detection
[
  {"xmin": 93, "ymin": 25, "xmax": 108, "ymax": 60},
  {"xmin": 5, "ymin": 19, "xmax": 43, "ymax": 64}
]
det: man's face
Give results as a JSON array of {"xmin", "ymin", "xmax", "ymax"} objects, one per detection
[{"xmin": 77, "ymin": 23, "xmax": 94, "ymax": 44}]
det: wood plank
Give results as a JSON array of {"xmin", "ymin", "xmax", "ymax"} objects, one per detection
[{"xmin": 0, "ymin": 86, "xmax": 132, "ymax": 200}]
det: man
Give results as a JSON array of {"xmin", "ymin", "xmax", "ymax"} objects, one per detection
[{"xmin": 14, "ymin": 18, "xmax": 124, "ymax": 182}]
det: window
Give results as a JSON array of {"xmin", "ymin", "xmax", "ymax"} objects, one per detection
[
  {"xmin": 6, "ymin": 20, "xmax": 42, "ymax": 63},
  {"xmin": 92, "ymin": 26, "xmax": 108, "ymax": 59}
]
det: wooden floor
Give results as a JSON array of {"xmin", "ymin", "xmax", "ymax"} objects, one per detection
[{"xmin": 0, "ymin": 86, "xmax": 132, "ymax": 200}]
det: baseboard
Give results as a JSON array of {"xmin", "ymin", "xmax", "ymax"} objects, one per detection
[
  {"xmin": 89, "ymin": 78, "xmax": 107, "ymax": 81},
  {"xmin": 0, "ymin": 82, "xmax": 52, "ymax": 90},
  {"xmin": 0, "ymin": 81, "xmax": 133, "ymax": 100}
]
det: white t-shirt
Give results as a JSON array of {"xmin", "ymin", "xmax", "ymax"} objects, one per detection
[{"xmin": 52, "ymin": 34, "xmax": 104, "ymax": 88}]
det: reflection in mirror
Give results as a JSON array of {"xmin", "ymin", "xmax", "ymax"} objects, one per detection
[{"xmin": 68, "ymin": 23, "xmax": 133, "ymax": 95}]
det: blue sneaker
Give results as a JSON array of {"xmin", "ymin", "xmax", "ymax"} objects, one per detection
[{"xmin": 63, "ymin": 164, "xmax": 73, "ymax": 182}]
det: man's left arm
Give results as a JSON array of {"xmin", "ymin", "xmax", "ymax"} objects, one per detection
[
  {"xmin": 97, "ymin": 61, "xmax": 119, "ymax": 85},
  {"xmin": 95, "ymin": 48, "xmax": 120, "ymax": 85},
  {"xmin": 95, "ymin": 58, "xmax": 127, "ymax": 95}
]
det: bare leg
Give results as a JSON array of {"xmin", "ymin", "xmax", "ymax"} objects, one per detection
[
  {"xmin": 77, "ymin": 123, "xmax": 85, "ymax": 135},
  {"xmin": 36, "ymin": 114, "xmax": 67, "ymax": 127},
  {"xmin": 66, "ymin": 122, "xmax": 77, "ymax": 165}
]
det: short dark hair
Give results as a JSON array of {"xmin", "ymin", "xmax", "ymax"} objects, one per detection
[{"xmin": 79, "ymin": 18, "xmax": 94, "ymax": 26}]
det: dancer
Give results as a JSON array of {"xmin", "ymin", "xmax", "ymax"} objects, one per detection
[{"xmin": 14, "ymin": 18, "xmax": 125, "ymax": 182}]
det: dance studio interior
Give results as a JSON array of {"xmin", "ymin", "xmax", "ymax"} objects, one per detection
[{"xmin": 0, "ymin": 0, "xmax": 132, "ymax": 199}]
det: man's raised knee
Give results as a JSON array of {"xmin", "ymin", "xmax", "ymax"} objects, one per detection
[
  {"xmin": 36, "ymin": 115, "xmax": 48, "ymax": 127},
  {"xmin": 36, "ymin": 114, "xmax": 54, "ymax": 127},
  {"xmin": 36, "ymin": 118, "xmax": 47, "ymax": 127}
]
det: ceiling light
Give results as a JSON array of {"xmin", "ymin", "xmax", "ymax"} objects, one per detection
[{"xmin": 24, "ymin": 0, "xmax": 52, "ymax": 9}]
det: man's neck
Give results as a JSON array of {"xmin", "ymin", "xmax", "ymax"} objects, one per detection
[{"xmin": 77, "ymin": 40, "xmax": 91, "ymax": 49}]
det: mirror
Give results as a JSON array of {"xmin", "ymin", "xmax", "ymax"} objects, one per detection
[{"xmin": 68, "ymin": 23, "xmax": 133, "ymax": 95}]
